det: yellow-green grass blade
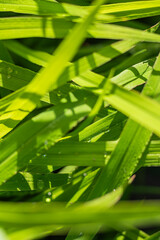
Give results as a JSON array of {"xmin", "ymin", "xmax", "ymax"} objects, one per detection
[
  {"xmin": 0, "ymin": 101, "xmax": 93, "ymax": 185},
  {"xmin": 67, "ymin": 53, "xmax": 160, "ymax": 240},
  {"xmin": 4, "ymin": 23, "xmax": 158, "ymax": 90},
  {"xmin": 98, "ymin": 1, "xmax": 160, "ymax": 23},
  {"xmin": 0, "ymin": 0, "xmax": 102, "ymax": 138},
  {"xmin": 100, "ymin": 83, "xmax": 160, "ymax": 138},
  {"xmin": 0, "ymin": 228, "xmax": 8, "ymax": 240},
  {"xmin": 9, "ymin": 225, "xmax": 60, "ymax": 240},
  {"xmin": 1, "ymin": 200, "xmax": 160, "ymax": 227},
  {"xmin": 87, "ymin": 52, "xmax": 160, "ymax": 201},
  {"xmin": 113, "ymin": 229, "xmax": 148, "ymax": 240},
  {"xmin": 1, "ymin": 17, "xmax": 160, "ymax": 42},
  {"xmin": 0, "ymin": 57, "xmax": 154, "ymax": 118},
  {"xmin": 2, "ymin": 0, "xmax": 160, "ymax": 24},
  {"xmin": 0, "ymin": 0, "xmax": 65, "ymax": 15}
]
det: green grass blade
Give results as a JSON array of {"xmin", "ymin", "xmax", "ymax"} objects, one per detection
[
  {"xmin": 146, "ymin": 231, "xmax": 160, "ymax": 240},
  {"xmin": 1, "ymin": 200, "xmax": 160, "ymax": 227},
  {"xmin": 0, "ymin": 0, "xmax": 65, "ymax": 15},
  {"xmin": 0, "ymin": 101, "xmax": 92, "ymax": 185},
  {"xmin": 2, "ymin": 0, "xmax": 160, "ymax": 24},
  {"xmin": 0, "ymin": 1, "xmax": 102, "ymax": 138},
  {"xmin": 88, "ymin": 53, "xmax": 160, "ymax": 199},
  {"xmin": 1, "ymin": 17, "xmax": 160, "ymax": 41},
  {"xmin": 0, "ymin": 57, "xmax": 154, "ymax": 119},
  {"xmin": 0, "ymin": 172, "xmax": 68, "ymax": 191}
]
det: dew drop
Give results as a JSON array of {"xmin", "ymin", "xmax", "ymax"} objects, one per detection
[
  {"xmin": 47, "ymin": 191, "xmax": 52, "ymax": 196},
  {"xmin": 123, "ymin": 168, "xmax": 126, "ymax": 174},
  {"xmin": 57, "ymin": 91, "xmax": 61, "ymax": 97},
  {"xmin": 7, "ymin": 74, "xmax": 11, "ymax": 79},
  {"xmin": 43, "ymin": 154, "xmax": 47, "ymax": 158},
  {"xmin": 45, "ymin": 197, "xmax": 51, "ymax": 203},
  {"xmin": 8, "ymin": 67, "xmax": 13, "ymax": 74},
  {"xmin": 36, "ymin": 152, "xmax": 41, "ymax": 157},
  {"xmin": 52, "ymin": 194, "xmax": 55, "ymax": 200},
  {"xmin": 37, "ymin": 180, "xmax": 44, "ymax": 190},
  {"xmin": 68, "ymin": 175, "xmax": 72, "ymax": 183},
  {"xmin": 83, "ymin": 173, "xmax": 87, "ymax": 177}
]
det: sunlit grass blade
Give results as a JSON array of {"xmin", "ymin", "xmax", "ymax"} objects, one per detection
[
  {"xmin": 1, "ymin": 17, "xmax": 160, "ymax": 41},
  {"xmin": 2, "ymin": 0, "xmax": 160, "ymax": 24},
  {"xmin": 88, "ymin": 52, "xmax": 160, "ymax": 199},
  {"xmin": 67, "ymin": 53, "xmax": 160, "ymax": 240},
  {"xmin": 1, "ymin": 200, "xmax": 160, "ymax": 227},
  {"xmin": 0, "ymin": 57, "xmax": 154, "ymax": 118},
  {"xmin": 0, "ymin": 172, "xmax": 68, "ymax": 191},
  {"xmin": 0, "ymin": 0, "xmax": 65, "ymax": 15},
  {"xmin": 114, "ymin": 228, "xmax": 148, "ymax": 240},
  {"xmin": 0, "ymin": 0, "xmax": 102, "ymax": 138},
  {"xmin": 8, "ymin": 225, "xmax": 60, "ymax": 240},
  {"xmin": 0, "ymin": 101, "xmax": 93, "ymax": 185}
]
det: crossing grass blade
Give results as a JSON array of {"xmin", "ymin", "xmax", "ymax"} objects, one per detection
[
  {"xmin": 0, "ymin": 0, "xmax": 103, "ymax": 139},
  {"xmin": 0, "ymin": 100, "xmax": 94, "ymax": 185},
  {"xmin": 2, "ymin": 0, "xmax": 160, "ymax": 24},
  {"xmin": 113, "ymin": 229, "xmax": 148, "ymax": 240},
  {"xmin": 1, "ymin": 1, "xmax": 160, "ymax": 239},
  {"xmin": 0, "ymin": 57, "xmax": 154, "ymax": 118},
  {"xmin": 145, "ymin": 231, "xmax": 160, "ymax": 240},
  {"xmin": 1, "ymin": 17, "xmax": 160, "ymax": 41},
  {"xmin": 88, "ymin": 52, "xmax": 160, "ymax": 199},
  {"xmin": 22, "ymin": 139, "xmax": 160, "ymax": 168},
  {"xmin": 65, "ymin": 51, "xmax": 160, "ymax": 240}
]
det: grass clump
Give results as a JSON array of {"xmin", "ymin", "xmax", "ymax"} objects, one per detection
[{"xmin": 0, "ymin": 0, "xmax": 160, "ymax": 239}]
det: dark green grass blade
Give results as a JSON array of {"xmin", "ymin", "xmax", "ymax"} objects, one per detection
[
  {"xmin": 0, "ymin": 101, "xmax": 93, "ymax": 186},
  {"xmin": 0, "ymin": 172, "xmax": 69, "ymax": 191},
  {"xmin": 0, "ymin": 0, "xmax": 102, "ymax": 138}
]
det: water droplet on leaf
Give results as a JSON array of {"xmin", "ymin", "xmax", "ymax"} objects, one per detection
[
  {"xmin": 45, "ymin": 197, "xmax": 51, "ymax": 203},
  {"xmin": 37, "ymin": 180, "xmax": 44, "ymax": 190}
]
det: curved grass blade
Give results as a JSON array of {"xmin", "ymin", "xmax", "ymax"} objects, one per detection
[
  {"xmin": 0, "ymin": 0, "xmax": 102, "ymax": 138},
  {"xmin": 66, "ymin": 53, "xmax": 160, "ymax": 240},
  {"xmin": 0, "ymin": 101, "xmax": 93, "ymax": 186},
  {"xmin": 0, "ymin": 0, "xmax": 66, "ymax": 15},
  {"xmin": 1, "ymin": 17, "xmax": 160, "ymax": 42},
  {"xmin": 88, "ymin": 52, "xmax": 160, "ymax": 199},
  {"xmin": 146, "ymin": 231, "xmax": 160, "ymax": 240},
  {"xmin": 0, "ymin": 57, "xmax": 154, "ymax": 119},
  {"xmin": 2, "ymin": 0, "xmax": 160, "ymax": 25},
  {"xmin": 0, "ymin": 200, "xmax": 160, "ymax": 227},
  {"xmin": 113, "ymin": 229, "xmax": 148, "ymax": 240}
]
